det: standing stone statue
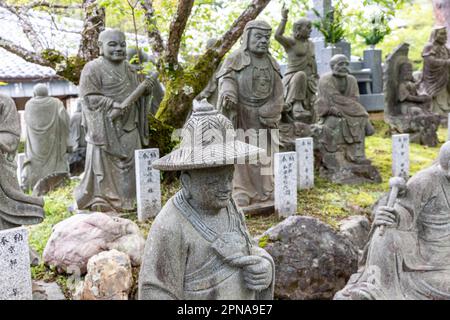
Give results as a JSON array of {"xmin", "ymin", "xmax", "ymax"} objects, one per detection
[
  {"xmin": 138, "ymin": 101, "xmax": 274, "ymax": 300},
  {"xmin": 69, "ymin": 100, "xmax": 87, "ymax": 176},
  {"xmin": 275, "ymin": 6, "xmax": 318, "ymax": 124},
  {"xmin": 217, "ymin": 20, "xmax": 284, "ymax": 209},
  {"xmin": 0, "ymin": 94, "xmax": 44, "ymax": 230},
  {"xmin": 22, "ymin": 84, "xmax": 70, "ymax": 191},
  {"xmin": 335, "ymin": 141, "xmax": 450, "ymax": 300},
  {"xmin": 419, "ymin": 26, "xmax": 450, "ymax": 123},
  {"xmin": 384, "ymin": 43, "xmax": 440, "ymax": 147},
  {"xmin": 313, "ymin": 54, "xmax": 381, "ymax": 184},
  {"xmin": 127, "ymin": 47, "xmax": 164, "ymax": 115},
  {"xmin": 74, "ymin": 29, "xmax": 155, "ymax": 213}
]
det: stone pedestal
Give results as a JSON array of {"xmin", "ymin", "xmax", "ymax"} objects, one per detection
[
  {"xmin": 363, "ymin": 48, "xmax": 383, "ymax": 94},
  {"xmin": 318, "ymin": 46, "xmax": 343, "ymax": 75},
  {"xmin": 0, "ymin": 227, "xmax": 32, "ymax": 300}
]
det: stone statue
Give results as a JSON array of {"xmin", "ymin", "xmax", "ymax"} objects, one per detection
[
  {"xmin": 0, "ymin": 94, "xmax": 44, "ymax": 230},
  {"xmin": 69, "ymin": 100, "xmax": 87, "ymax": 176},
  {"xmin": 127, "ymin": 47, "xmax": 164, "ymax": 115},
  {"xmin": 74, "ymin": 29, "xmax": 155, "ymax": 213},
  {"xmin": 418, "ymin": 26, "xmax": 450, "ymax": 123},
  {"xmin": 217, "ymin": 20, "xmax": 284, "ymax": 210},
  {"xmin": 138, "ymin": 101, "xmax": 274, "ymax": 300},
  {"xmin": 196, "ymin": 38, "xmax": 221, "ymax": 107},
  {"xmin": 275, "ymin": 6, "xmax": 318, "ymax": 124},
  {"xmin": 22, "ymin": 84, "xmax": 70, "ymax": 191},
  {"xmin": 313, "ymin": 54, "xmax": 381, "ymax": 184},
  {"xmin": 384, "ymin": 43, "xmax": 440, "ymax": 147},
  {"xmin": 335, "ymin": 141, "xmax": 450, "ymax": 300}
]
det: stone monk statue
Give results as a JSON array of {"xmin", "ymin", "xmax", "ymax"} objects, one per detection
[
  {"xmin": 335, "ymin": 141, "xmax": 450, "ymax": 300},
  {"xmin": 0, "ymin": 94, "xmax": 44, "ymax": 230},
  {"xmin": 138, "ymin": 101, "xmax": 274, "ymax": 300},
  {"xmin": 419, "ymin": 26, "xmax": 450, "ymax": 122},
  {"xmin": 22, "ymin": 84, "xmax": 70, "ymax": 191},
  {"xmin": 217, "ymin": 20, "xmax": 284, "ymax": 209},
  {"xmin": 275, "ymin": 5, "xmax": 318, "ymax": 124},
  {"xmin": 74, "ymin": 29, "xmax": 155, "ymax": 213},
  {"xmin": 314, "ymin": 54, "xmax": 381, "ymax": 184}
]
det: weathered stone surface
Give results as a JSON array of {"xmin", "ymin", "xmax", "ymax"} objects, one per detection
[
  {"xmin": 338, "ymin": 215, "xmax": 370, "ymax": 251},
  {"xmin": 43, "ymin": 212, "xmax": 145, "ymax": 274},
  {"xmin": 78, "ymin": 250, "xmax": 132, "ymax": 300},
  {"xmin": 259, "ymin": 215, "xmax": 358, "ymax": 300},
  {"xmin": 0, "ymin": 227, "xmax": 32, "ymax": 300},
  {"xmin": 32, "ymin": 172, "xmax": 70, "ymax": 197},
  {"xmin": 32, "ymin": 281, "xmax": 65, "ymax": 300}
]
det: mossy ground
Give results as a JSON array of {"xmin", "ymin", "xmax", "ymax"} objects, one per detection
[{"xmin": 27, "ymin": 119, "xmax": 447, "ymax": 296}]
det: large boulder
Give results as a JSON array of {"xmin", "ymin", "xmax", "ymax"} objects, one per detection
[
  {"xmin": 77, "ymin": 250, "xmax": 133, "ymax": 300},
  {"xmin": 259, "ymin": 216, "xmax": 358, "ymax": 300},
  {"xmin": 43, "ymin": 212, "xmax": 145, "ymax": 274}
]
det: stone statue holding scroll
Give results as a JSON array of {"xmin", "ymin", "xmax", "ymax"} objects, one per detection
[
  {"xmin": 275, "ymin": 6, "xmax": 318, "ymax": 124},
  {"xmin": 138, "ymin": 101, "xmax": 274, "ymax": 300},
  {"xmin": 384, "ymin": 43, "xmax": 440, "ymax": 147},
  {"xmin": 0, "ymin": 94, "xmax": 44, "ymax": 230},
  {"xmin": 217, "ymin": 20, "xmax": 284, "ymax": 209},
  {"xmin": 418, "ymin": 26, "xmax": 450, "ymax": 122},
  {"xmin": 335, "ymin": 141, "xmax": 450, "ymax": 300},
  {"xmin": 22, "ymin": 84, "xmax": 70, "ymax": 191},
  {"xmin": 74, "ymin": 29, "xmax": 155, "ymax": 213},
  {"xmin": 313, "ymin": 54, "xmax": 381, "ymax": 184}
]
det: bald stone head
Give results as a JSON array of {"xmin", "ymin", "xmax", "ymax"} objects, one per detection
[
  {"xmin": 98, "ymin": 29, "xmax": 127, "ymax": 63},
  {"xmin": 439, "ymin": 141, "xmax": 450, "ymax": 177},
  {"xmin": 330, "ymin": 54, "xmax": 350, "ymax": 78},
  {"xmin": 33, "ymin": 83, "xmax": 49, "ymax": 97}
]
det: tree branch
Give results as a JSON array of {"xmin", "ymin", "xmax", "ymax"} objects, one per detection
[
  {"xmin": 216, "ymin": 0, "xmax": 272, "ymax": 58},
  {"xmin": 0, "ymin": 37, "xmax": 51, "ymax": 67},
  {"xmin": 166, "ymin": 0, "xmax": 195, "ymax": 65},
  {"xmin": 22, "ymin": 1, "xmax": 82, "ymax": 10},
  {"xmin": 140, "ymin": 0, "xmax": 165, "ymax": 60},
  {"xmin": 77, "ymin": 0, "xmax": 105, "ymax": 61}
]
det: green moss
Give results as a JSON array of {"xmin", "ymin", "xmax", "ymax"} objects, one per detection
[
  {"xmin": 41, "ymin": 49, "xmax": 86, "ymax": 85},
  {"xmin": 258, "ymin": 235, "xmax": 270, "ymax": 248}
]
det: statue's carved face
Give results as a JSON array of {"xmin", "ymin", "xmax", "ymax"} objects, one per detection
[
  {"xmin": 331, "ymin": 58, "xmax": 350, "ymax": 78},
  {"xmin": 435, "ymin": 29, "xmax": 448, "ymax": 45},
  {"xmin": 400, "ymin": 63, "xmax": 414, "ymax": 81},
  {"xmin": 248, "ymin": 29, "xmax": 271, "ymax": 56},
  {"xmin": 100, "ymin": 32, "xmax": 127, "ymax": 62},
  {"xmin": 293, "ymin": 21, "xmax": 312, "ymax": 40},
  {"xmin": 182, "ymin": 165, "xmax": 234, "ymax": 211}
]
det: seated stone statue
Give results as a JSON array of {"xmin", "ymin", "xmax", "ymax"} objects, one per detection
[
  {"xmin": 22, "ymin": 84, "xmax": 70, "ymax": 191},
  {"xmin": 384, "ymin": 43, "xmax": 440, "ymax": 147},
  {"xmin": 0, "ymin": 94, "xmax": 44, "ymax": 230},
  {"xmin": 418, "ymin": 26, "xmax": 450, "ymax": 123},
  {"xmin": 313, "ymin": 54, "xmax": 381, "ymax": 184},
  {"xmin": 275, "ymin": 6, "xmax": 318, "ymax": 124},
  {"xmin": 138, "ymin": 101, "xmax": 274, "ymax": 300},
  {"xmin": 335, "ymin": 141, "xmax": 450, "ymax": 300}
]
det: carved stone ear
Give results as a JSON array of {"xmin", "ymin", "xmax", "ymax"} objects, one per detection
[
  {"xmin": 98, "ymin": 42, "xmax": 103, "ymax": 55},
  {"xmin": 180, "ymin": 172, "xmax": 192, "ymax": 199}
]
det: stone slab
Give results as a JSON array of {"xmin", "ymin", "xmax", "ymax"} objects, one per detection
[
  {"xmin": 296, "ymin": 138, "xmax": 314, "ymax": 189},
  {"xmin": 274, "ymin": 152, "xmax": 297, "ymax": 218},
  {"xmin": 392, "ymin": 134, "xmax": 409, "ymax": 179}
]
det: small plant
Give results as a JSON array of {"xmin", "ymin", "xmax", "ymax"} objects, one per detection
[
  {"xmin": 312, "ymin": 0, "xmax": 346, "ymax": 45},
  {"xmin": 357, "ymin": 11, "xmax": 392, "ymax": 46}
]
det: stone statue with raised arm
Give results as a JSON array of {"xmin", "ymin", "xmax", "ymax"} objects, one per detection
[{"xmin": 138, "ymin": 101, "xmax": 274, "ymax": 300}]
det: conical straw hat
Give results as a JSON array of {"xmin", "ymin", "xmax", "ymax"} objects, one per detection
[{"xmin": 152, "ymin": 100, "xmax": 264, "ymax": 171}]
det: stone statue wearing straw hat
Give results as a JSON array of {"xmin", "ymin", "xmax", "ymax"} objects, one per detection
[{"xmin": 138, "ymin": 100, "xmax": 275, "ymax": 300}]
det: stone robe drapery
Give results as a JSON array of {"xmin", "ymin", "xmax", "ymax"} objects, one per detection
[
  {"xmin": 420, "ymin": 42, "xmax": 450, "ymax": 114},
  {"xmin": 315, "ymin": 73, "xmax": 372, "ymax": 159},
  {"xmin": 22, "ymin": 96, "xmax": 70, "ymax": 190},
  {"xmin": 336, "ymin": 164, "xmax": 450, "ymax": 300},
  {"xmin": 217, "ymin": 51, "xmax": 284, "ymax": 204},
  {"xmin": 0, "ymin": 94, "xmax": 44, "ymax": 230},
  {"xmin": 74, "ymin": 57, "xmax": 150, "ymax": 212},
  {"xmin": 138, "ymin": 191, "xmax": 274, "ymax": 300}
]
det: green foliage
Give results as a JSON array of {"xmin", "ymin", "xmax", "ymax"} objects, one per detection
[
  {"xmin": 356, "ymin": 11, "xmax": 392, "ymax": 46},
  {"xmin": 312, "ymin": 0, "xmax": 347, "ymax": 45}
]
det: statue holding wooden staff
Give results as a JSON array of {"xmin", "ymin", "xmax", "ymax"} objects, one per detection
[
  {"xmin": 74, "ymin": 29, "xmax": 155, "ymax": 213},
  {"xmin": 335, "ymin": 142, "xmax": 450, "ymax": 300}
]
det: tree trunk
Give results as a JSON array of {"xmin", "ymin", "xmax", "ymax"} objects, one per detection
[{"xmin": 432, "ymin": 0, "xmax": 450, "ymax": 46}]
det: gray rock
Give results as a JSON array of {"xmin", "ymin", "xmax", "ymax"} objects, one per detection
[
  {"xmin": 43, "ymin": 212, "xmax": 145, "ymax": 275},
  {"xmin": 32, "ymin": 281, "xmax": 65, "ymax": 300},
  {"xmin": 338, "ymin": 215, "xmax": 370, "ymax": 251},
  {"xmin": 259, "ymin": 215, "xmax": 358, "ymax": 300},
  {"xmin": 77, "ymin": 250, "xmax": 132, "ymax": 300}
]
